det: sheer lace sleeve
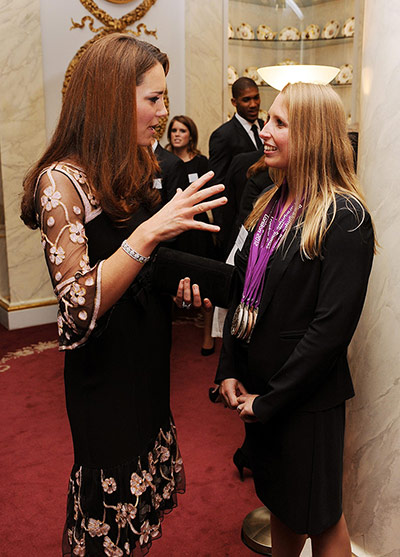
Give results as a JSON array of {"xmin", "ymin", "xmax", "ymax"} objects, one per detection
[{"xmin": 34, "ymin": 163, "xmax": 104, "ymax": 350}]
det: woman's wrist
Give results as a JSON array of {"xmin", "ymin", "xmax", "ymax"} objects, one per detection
[{"xmin": 127, "ymin": 221, "xmax": 158, "ymax": 258}]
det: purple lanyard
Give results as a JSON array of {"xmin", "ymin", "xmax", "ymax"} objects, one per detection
[{"xmin": 241, "ymin": 188, "xmax": 295, "ymax": 309}]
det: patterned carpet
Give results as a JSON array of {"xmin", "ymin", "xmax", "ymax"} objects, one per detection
[{"xmin": 0, "ymin": 321, "xmax": 259, "ymax": 556}]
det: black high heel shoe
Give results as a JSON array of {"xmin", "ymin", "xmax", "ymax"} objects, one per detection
[
  {"xmin": 208, "ymin": 386, "xmax": 221, "ymax": 403},
  {"xmin": 201, "ymin": 339, "xmax": 215, "ymax": 356},
  {"xmin": 233, "ymin": 448, "xmax": 251, "ymax": 481}
]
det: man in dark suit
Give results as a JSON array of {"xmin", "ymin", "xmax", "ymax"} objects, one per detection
[
  {"xmin": 215, "ymin": 148, "xmax": 264, "ymax": 258},
  {"xmin": 152, "ymin": 139, "xmax": 188, "ymax": 205},
  {"xmin": 208, "ymin": 77, "xmax": 264, "ymax": 188}
]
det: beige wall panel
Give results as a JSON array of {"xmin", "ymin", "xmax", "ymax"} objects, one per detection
[
  {"xmin": 0, "ymin": 0, "xmax": 54, "ymax": 308},
  {"xmin": 343, "ymin": 2, "xmax": 400, "ymax": 556},
  {"xmin": 185, "ymin": 0, "xmax": 225, "ymax": 156}
]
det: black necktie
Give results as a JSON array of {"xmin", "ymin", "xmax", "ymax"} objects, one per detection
[{"xmin": 251, "ymin": 124, "xmax": 262, "ymax": 149}]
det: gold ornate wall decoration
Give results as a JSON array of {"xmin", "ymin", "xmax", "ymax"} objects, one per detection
[
  {"xmin": 69, "ymin": 0, "xmax": 158, "ymax": 38},
  {"xmin": 64, "ymin": 0, "xmax": 168, "ymax": 137}
]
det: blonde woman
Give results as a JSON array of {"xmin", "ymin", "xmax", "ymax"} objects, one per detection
[{"xmin": 216, "ymin": 82, "xmax": 375, "ymax": 555}]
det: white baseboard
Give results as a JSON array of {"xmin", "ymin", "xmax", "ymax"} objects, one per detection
[{"xmin": 0, "ymin": 303, "xmax": 57, "ymax": 330}]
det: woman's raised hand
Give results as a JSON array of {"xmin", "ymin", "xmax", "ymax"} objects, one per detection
[
  {"xmin": 139, "ymin": 171, "xmax": 226, "ymax": 245},
  {"xmin": 100, "ymin": 172, "xmax": 225, "ymax": 317}
]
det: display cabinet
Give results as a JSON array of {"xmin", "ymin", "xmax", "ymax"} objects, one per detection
[{"xmin": 224, "ymin": 0, "xmax": 363, "ymax": 128}]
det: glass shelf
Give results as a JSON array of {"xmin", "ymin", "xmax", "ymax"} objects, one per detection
[
  {"xmin": 229, "ymin": 36, "xmax": 353, "ymax": 49},
  {"xmin": 226, "ymin": 0, "xmax": 360, "ymax": 125},
  {"xmin": 255, "ymin": 83, "xmax": 352, "ymax": 88}
]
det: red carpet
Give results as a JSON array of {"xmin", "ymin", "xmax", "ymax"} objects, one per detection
[{"xmin": 0, "ymin": 321, "xmax": 258, "ymax": 556}]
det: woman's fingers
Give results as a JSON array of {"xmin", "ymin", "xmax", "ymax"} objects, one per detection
[
  {"xmin": 183, "ymin": 170, "xmax": 215, "ymax": 193},
  {"xmin": 193, "ymin": 195, "xmax": 227, "ymax": 215},
  {"xmin": 174, "ymin": 279, "xmax": 214, "ymax": 311},
  {"xmin": 183, "ymin": 277, "xmax": 192, "ymax": 304},
  {"xmin": 174, "ymin": 278, "xmax": 184, "ymax": 307},
  {"xmin": 220, "ymin": 379, "xmax": 240, "ymax": 409},
  {"xmin": 191, "ymin": 283, "xmax": 202, "ymax": 308},
  {"xmin": 174, "ymin": 278, "xmax": 192, "ymax": 309},
  {"xmin": 146, "ymin": 176, "xmax": 226, "ymax": 243},
  {"xmin": 184, "ymin": 183, "xmax": 226, "ymax": 205}
]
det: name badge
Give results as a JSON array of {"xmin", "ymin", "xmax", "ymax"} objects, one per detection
[
  {"xmin": 188, "ymin": 173, "xmax": 198, "ymax": 183},
  {"xmin": 153, "ymin": 178, "xmax": 162, "ymax": 189},
  {"xmin": 235, "ymin": 225, "xmax": 248, "ymax": 251},
  {"xmin": 226, "ymin": 225, "xmax": 248, "ymax": 265}
]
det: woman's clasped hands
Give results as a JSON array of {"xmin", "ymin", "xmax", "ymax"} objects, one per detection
[{"xmin": 220, "ymin": 378, "xmax": 259, "ymax": 423}]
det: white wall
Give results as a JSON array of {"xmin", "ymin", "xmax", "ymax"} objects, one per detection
[
  {"xmin": 39, "ymin": 0, "xmax": 185, "ymax": 142},
  {"xmin": 342, "ymin": 1, "xmax": 400, "ymax": 556}
]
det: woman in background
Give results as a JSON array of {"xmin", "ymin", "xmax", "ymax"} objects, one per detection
[
  {"xmin": 166, "ymin": 115, "xmax": 216, "ymax": 355},
  {"xmin": 216, "ymin": 82, "xmax": 375, "ymax": 555},
  {"xmin": 20, "ymin": 34, "xmax": 225, "ymax": 556},
  {"xmin": 166, "ymin": 115, "xmax": 209, "ymax": 181}
]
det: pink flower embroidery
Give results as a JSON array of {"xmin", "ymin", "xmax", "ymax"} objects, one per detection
[
  {"xmin": 41, "ymin": 186, "xmax": 61, "ymax": 211},
  {"xmin": 159, "ymin": 446, "xmax": 170, "ymax": 462},
  {"xmin": 102, "ymin": 477, "xmax": 117, "ymax": 494},
  {"xmin": 70, "ymin": 222, "xmax": 86, "ymax": 244},
  {"xmin": 49, "ymin": 245, "xmax": 65, "ymax": 265},
  {"xmin": 70, "ymin": 283, "xmax": 86, "ymax": 306},
  {"xmin": 87, "ymin": 517, "xmax": 110, "ymax": 537},
  {"xmin": 115, "ymin": 503, "xmax": 137, "ymax": 527},
  {"xmin": 103, "ymin": 536, "xmax": 123, "ymax": 557},
  {"xmin": 72, "ymin": 537, "xmax": 85, "ymax": 556}
]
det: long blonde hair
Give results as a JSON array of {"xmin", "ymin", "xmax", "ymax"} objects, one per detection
[{"xmin": 246, "ymin": 82, "xmax": 373, "ymax": 258}]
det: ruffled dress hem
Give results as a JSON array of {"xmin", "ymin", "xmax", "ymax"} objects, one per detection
[{"xmin": 62, "ymin": 417, "xmax": 185, "ymax": 556}]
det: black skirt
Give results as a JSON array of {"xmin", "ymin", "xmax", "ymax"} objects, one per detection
[{"xmin": 245, "ymin": 403, "xmax": 345, "ymax": 535}]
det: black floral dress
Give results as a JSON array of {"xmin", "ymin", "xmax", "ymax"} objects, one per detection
[{"xmin": 35, "ymin": 162, "xmax": 184, "ymax": 556}]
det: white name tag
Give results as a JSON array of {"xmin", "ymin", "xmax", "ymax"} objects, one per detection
[
  {"xmin": 226, "ymin": 225, "xmax": 248, "ymax": 265},
  {"xmin": 153, "ymin": 178, "xmax": 162, "ymax": 189},
  {"xmin": 235, "ymin": 225, "xmax": 248, "ymax": 251},
  {"xmin": 188, "ymin": 173, "xmax": 198, "ymax": 183}
]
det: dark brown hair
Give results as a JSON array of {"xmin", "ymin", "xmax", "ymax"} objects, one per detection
[
  {"xmin": 21, "ymin": 33, "xmax": 169, "ymax": 229},
  {"xmin": 165, "ymin": 115, "xmax": 202, "ymax": 157}
]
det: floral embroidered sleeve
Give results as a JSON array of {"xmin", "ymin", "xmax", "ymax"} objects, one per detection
[{"xmin": 34, "ymin": 163, "xmax": 104, "ymax": 350}]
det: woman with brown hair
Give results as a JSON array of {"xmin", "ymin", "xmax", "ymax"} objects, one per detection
[
  {"xmin": 21, "ymin": 34, "xmax": 225, "ymax": 556},
  {"xmin": 216, "ymin": 82, "xmax": 375, "ymax": 555},
  {"xmin": 166, "ymin": 115, "xmax": 217, "ymax": 355}
]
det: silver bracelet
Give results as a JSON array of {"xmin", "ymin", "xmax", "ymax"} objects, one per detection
[{"xmin": 121, "ymin": 240, "xmax": 150, "ymax": 264}]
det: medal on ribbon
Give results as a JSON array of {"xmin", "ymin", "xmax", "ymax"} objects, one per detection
[{"xmin": 231, "ymin": 185, "xmax": 300, "ymax": 342}]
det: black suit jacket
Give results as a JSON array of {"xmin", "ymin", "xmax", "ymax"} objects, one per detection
[
  {"xmin": 154, "ymin": 143, "xmax": 188, "ymax": 205},
  {"xmin": 208, "ymin": 116, "xmax": 264, "ymax": 186},
  {"xmin": 236, "ymin": 171, "xmax": 272, "ymax": 230},
  {"xmin": 215, "ymin": 196, "xmax": 374, "ymax": 421},
  {"xmin": 214, "ymin": 150, "xmax": 272, "ymax": 258}
]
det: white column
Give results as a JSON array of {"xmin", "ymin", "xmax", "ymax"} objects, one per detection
[
  {"xmin": 185, "ymin": 0, "xmax": 225, "ymax": 156},
  {"xmin": 343, "ymin": 2, "xmax": 400, "ymax": 556},
  {"xmin": 0, "ymin": 0, "xmax": 55, "ymax": 329}
]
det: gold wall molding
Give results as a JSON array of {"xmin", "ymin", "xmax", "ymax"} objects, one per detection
[
  {"xmin": 104, "ymin": 0, "xmax": 136, "ymax": 4},
  {"xmin": 64, "ymin": 0, "xmax": 168, "ymax": 137},
  {"xmin": 70, "ymin": 0, "xmax": 158, "ymax": 38},
  {"xmin": 0, "ymin": 298, "xmax": 57, "ymax": 312}
]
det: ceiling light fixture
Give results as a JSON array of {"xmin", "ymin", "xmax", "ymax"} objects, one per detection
[{"xmin": 257, "ymin": 64, "xmax": 340, "ymax": 91}]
